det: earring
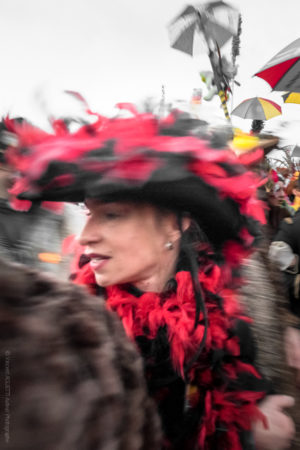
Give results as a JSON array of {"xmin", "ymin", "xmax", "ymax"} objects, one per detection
[{"xmin": 165, "ymin": 241, "xmax": 174, "ymax": 250}]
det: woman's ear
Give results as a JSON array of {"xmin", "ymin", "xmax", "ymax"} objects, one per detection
[
  {"xmin": 181, "ymin": 215, "xmax": 191, "ymax": 232},
  {"xmin": 168, "ymin": 214, "xmax": 191, "ymax": 242}
]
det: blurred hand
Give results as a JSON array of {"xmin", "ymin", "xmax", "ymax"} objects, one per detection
[
  {"xmin": 253, "ymin": 395, "xmax": 295, "ymax": 450},
  {"xmin": 285, "ymin": 326, "xmax": 300, "ymax": 381}
]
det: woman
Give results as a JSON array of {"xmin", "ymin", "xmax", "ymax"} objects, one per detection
[{"xmin": 10, "ymin": 110, "xmax": 294, "ymax": 449}]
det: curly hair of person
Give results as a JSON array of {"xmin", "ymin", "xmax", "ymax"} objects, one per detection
[{"xmin": 0, "ymin": 258, "xmax": 161, "ymax": 450}]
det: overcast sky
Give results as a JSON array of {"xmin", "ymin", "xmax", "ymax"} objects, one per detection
[{"xmin": 0, "ymin": 0, "xmax": 300, "ymax": 143}]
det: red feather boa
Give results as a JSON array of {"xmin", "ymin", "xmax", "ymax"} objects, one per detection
[
  {"xmin": 106, "ymin": 271, "xmax": 245, "ymax": 375},
  {"xmin": 65, "ymin": 235, "xmax": 267, "ymax": 449},
  {"xmin": 105, "ymin": 270, "xmax": 266, "ymax": 449}
]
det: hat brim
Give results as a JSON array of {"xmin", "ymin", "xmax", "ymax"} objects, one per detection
[{"xmin": 19, "ymin": 174, "xmax": 253, "ymax": 251}]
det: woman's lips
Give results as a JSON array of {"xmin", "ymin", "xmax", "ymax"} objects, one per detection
[{"xmin": 88, "ymin": 254, "xmax": 111, "ymax": 271}]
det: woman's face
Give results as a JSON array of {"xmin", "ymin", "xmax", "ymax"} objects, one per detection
[
  {"xmin": 269, "ymin": 181, "xmax": 285, "ymax": 207},
  {"xmin": 79, "ymin": 199, "xmax": 182, "ymax": 291}
]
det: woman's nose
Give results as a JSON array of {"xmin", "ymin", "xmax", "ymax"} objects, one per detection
[{"xmin": 79, "ymin": 218, "xmax": 101, "ymax": 246}]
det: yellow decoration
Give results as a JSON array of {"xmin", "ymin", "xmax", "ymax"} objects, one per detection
[
  {"xmin": 38, "ymin": 252, "xmax": 62, "ymax": 264},
  {"xmin": 292, "ymin": 197, "xmax": 300, "ymax": 212},
  {"xmin": 291, "ymin": 171, "xmax": 300, "ymax": 181},
  {"xmin": 229, "ymin": 129, "xmax": 260, "ymax": 154}
]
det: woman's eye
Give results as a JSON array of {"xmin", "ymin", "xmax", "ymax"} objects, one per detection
[{"xmin": 105, "ymin": 212, "xmax": 121, "ymax": 220}]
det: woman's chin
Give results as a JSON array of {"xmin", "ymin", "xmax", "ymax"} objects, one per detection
[
  {"xmin": 95, "ymin": 274, "xmax": 111, "ymax": 287},
  {"xmin": 94, "ymin": 273, "xmax": 122, "ymax": 288}
]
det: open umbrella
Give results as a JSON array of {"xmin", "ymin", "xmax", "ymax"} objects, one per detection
[
  {"xmin": 254, "ymin": 38, "xmax": 300, "ymax": 92},
  {"xmin": 168, "ymin": 1, "xmax": 240, "ymax": 121},
  {"xmin": 282, "ymin": 92, "xmax": 300, "ymax": 104},
  {"xmin": 231, "ymin": 97, "xmax": 282, "ymax": 120},
  {"xmin": 168, "ymin": 1, "xmax": 239, "ymax": 56}
]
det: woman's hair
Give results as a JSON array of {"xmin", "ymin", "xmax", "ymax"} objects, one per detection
[
  {"xmin": 174, "ymin": 214, "xmax": 209, "ymax": 372},
  {"xmin": 0, "ymin": 258, "xmax": 161, "ymax": 450}
]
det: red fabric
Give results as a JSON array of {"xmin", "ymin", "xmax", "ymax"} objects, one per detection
[
  {"xmin": 255, "ymin": 57, "xmax": 299, "ymax": 88},
  {"xmin": 82, "ymin": 153, "xmax": 163, "ymax": 181},
  {"xmin": 51, "ymin": 118, "xmax": 69, "ymax": 136},
  {"xmin": 115, "ymin": 102, "xmax": 138, "ymax": 116},
  {"xmin": 64, "ymin": 90, "xmax": 105, "ymax": 120},
  {"xmin": 237, "ymin": 148, "xmax": 264, "ymax": 167},
  {"xmin": 8, "ymin": 179, "xmax": 64, "ymax": 214},
  {"xmin": 9, "ymin": 196, "xmax": 32, "ymax": 212},
  {"xmin": 270, "ymin": 169, "xmax": 279, "ymax": 183},
  {"xmin": 8, "ymin": 194, "xmax": 64, "ymax": 214},
  {"xmin": 62, "ymin": 235, "xmax": 97, "ymax": 295}
]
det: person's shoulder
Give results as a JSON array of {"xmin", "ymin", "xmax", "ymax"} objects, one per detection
[
  {"xmin": 275, "ymin": 211, "xmax": 300, "ymax": 243},
  {"xmin": 0, "ymin": 257, "xmax": 104, "ymax": 312}
]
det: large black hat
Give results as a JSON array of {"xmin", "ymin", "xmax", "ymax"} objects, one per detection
[{"xmin": 8, "ymin": 111, "xmax": 264, "ymax": 253}]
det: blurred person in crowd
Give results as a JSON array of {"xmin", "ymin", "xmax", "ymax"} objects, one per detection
[
  {"xmin": 10, "ymin": 109, "xmax": 296, "ymax": 450},
  {"xmin": 0, "ymin": 257, "xmax": 161, "ymax": 450},
  {"xmin": 225, "ymin": 147, "xmax": 300, "ymax": 448},
  {"xmin": 267, "ymin": 176, "xmax": 300, "ymax": 448},
  {"xmin": 266, "ymin": 177, "xmax": 294, "ymax": 240},
  {"xmin": 269, "ymin": 177, "xmax": 300, "ymax": 317},
  {"xmin": 237, "ymin": 167, "xmax": 290, "ymax": 383},
  {"xmin": 286, "ymin": 175, "xmax": 300, "ymax": 212},
  {"xmin": 240, "ymin": 200, "xmax": 300, "ymax": 449},
  {"xmin": 269, "ymin": 179, "xmax": 300, "ymax": 335},
  {"xmin": 0, "ymin": 117, "xmax": 83, "ymax": 277}
]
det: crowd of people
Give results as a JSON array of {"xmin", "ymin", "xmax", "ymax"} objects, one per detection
[{"xmin": 1, "ymin": 109, "xmax": 300, "ymax": 449}]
